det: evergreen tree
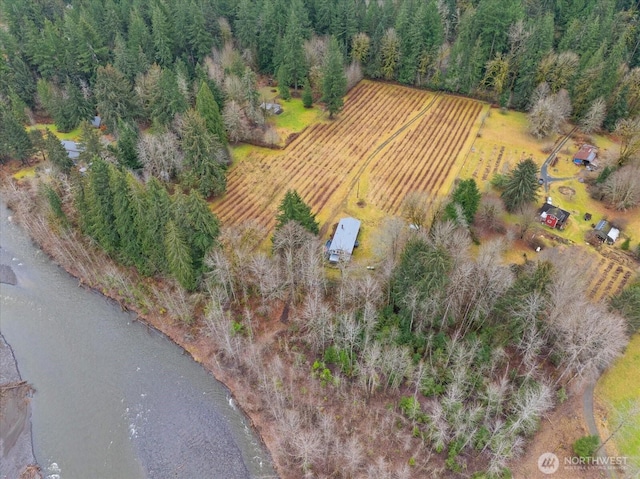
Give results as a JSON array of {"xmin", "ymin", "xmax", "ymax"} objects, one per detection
[
  {"xmin": 501, "ymin": 158, "xmax": 540, "ymax": 213},
  {"xmin": 94, "ymin": 65, "xmax": 139, "ymax": 132},
  {"xmin": 0, "ymin": 104, "xmax": 34, "ymax": 165},
  {"xmin": 43, "ymin": 129, "xmax": 72, "ymax": 173},
  {"xmin": 171, "ymin": 189, "xmax": 220, "ymax": 276},
  {"xmin": 152, "ymin": 67, "xmax": 187, "ymax": 126},
  {"xmin": 275, "ymin": 189, "xmax": 319, "ymax": 234},
  {"xmin": 302, "ymin": 78, "xmax": 313, "ymax": 108},
  {"xmin": 180, "ymin": 109, "xmax": 227, "ymax": 198},
  {"xmin": 85, "ymin": 158, "xmax": 118, "ymax": 253},
  {"xmin": 322, "ymin": 36, "xmax": 347, "ymax": 119},
  {"xmin": 78, "ymin": 120, "xmax": 103, "ymax": 163},
  {"xmin": 164, "ymin": 219, "xmax": 196, "ymax": 290},
  {"xmin": 63, "ymin": 80, "xmax": 93, "ymax": 131},
  {"xmin": 235, "ymin": 0, "xmax": 260, "ymax": 52},
  {"xmin": 127, "ymin": 9, "xmax": 153, "ymax": 65},
  {"xmin": 444, "ymin": 179, "xmax": 481, "ymax": 224},
  {"xmin": 110, "ymin": 168, "xmax": 142, "ymax": 266},
  {"xmin": 140, "ymin": 177, "xmax": 171, "ymax": 274},
  {"xmin": 152, "ymin": 3, "xmax": 174, "ymax": 66},
  {"xmin": 187, "ymin": 0, "xmax": 213, "ymax": 62},
  {"xmin": 115, "ymin": 120, "xmax": 141, "ymax": 170},
  {"xmin": 277, "ymin": 65, "xmax": 292, "ymax": 100},
  {"xmin": 196, "ymin": 81, "xmax": 227, "ymax": 145},
  {"xmin": 279, "ymin": 4, "xmax": 307, "ymax": 91}
]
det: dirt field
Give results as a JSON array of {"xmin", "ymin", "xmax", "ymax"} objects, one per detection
[{"xmin": 212, "ymin": 81, "xmax": 487, "ymax": 245}]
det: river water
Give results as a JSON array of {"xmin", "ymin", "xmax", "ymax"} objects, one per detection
[{"xmin": 0, "ymin": 202, "xmax": 275, "ymax": 479}]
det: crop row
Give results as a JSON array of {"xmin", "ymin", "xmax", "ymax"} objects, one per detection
[
  {"xmin": 213, "ymin": 82, "xmax": 438, "ymax": 232},
  {"xmin": 587, "ymin": 259, "xmax": 632, "ymax": 301},
  {"xmin": 368, "ymin": 97, "xmax": 483, "ymax": 213}
]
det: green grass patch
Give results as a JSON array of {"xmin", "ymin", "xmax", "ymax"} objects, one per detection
[
  {"xmin": 596, "ymin": 333, "xmax": 640, "ymax": 466},
  {"xmin": 12, "ymin": 165, "xmax": 38, "ymax": 180},
  {"xmin": 270, "ymin": 98, "xmax": 322, "ymax": 135},
  {"xmin": 28, "ymin": 123, "xmax": 82, "ymax": 140}
]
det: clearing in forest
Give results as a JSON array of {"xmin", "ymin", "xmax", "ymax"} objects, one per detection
[{"xmin": 212, "ymin": 80, "xmax": 487, "ymax": 242}]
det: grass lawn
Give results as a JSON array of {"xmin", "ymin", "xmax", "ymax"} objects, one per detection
[
  {"xmin": 28, "ymin": 123, "xmax": 82, "ymax": 140},
  {"xmin": 270, "ymin": 98, "xmax": 323, "ymax": 142},
  {"xmin": 596, "ymin": 333, "xmax": 640, "ymax": 469}
]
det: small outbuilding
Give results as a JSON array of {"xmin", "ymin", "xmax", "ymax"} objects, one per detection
[
  {"xmin": 573, "ymin": 144, "xmax": 598, "ymax": 167},
  {"xmin": 61, "ymin": 140, "xmax": 83, "ymax": 160},
  {"xmin": 91, "ymin": 116, "xmax": 102, "ymax": 128},
  {"xmin": 328, "ymin": 217, "xmax": 361, "ymax": 263},
  {"xmin": 594, "ymin": 220, "xmax": 620, "ymax": 244},
  {"xmin": 539, "ymin": 202, "xmax": 570, "ymax": 230},
  {"xmin": 260, "ymin": 102, "xmax": 283, "ymax": 115}
]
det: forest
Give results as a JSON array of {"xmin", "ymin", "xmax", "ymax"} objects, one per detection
[{"xmin": 2, "ymin": 0, "xmax": 640, "ymax": 477}]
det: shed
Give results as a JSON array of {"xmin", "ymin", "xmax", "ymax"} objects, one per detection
[
  {"xmin": 573, "ymin": 144, "xmax": 597, "ymax": 166},
  {"xmin": 328, "ymin": 217, "xmax": 361, "ymax": 263},
  {"xmin": 61, "ymin": 140, "xmax": 83, "ymax": 160},
  {"xmin": 539, "ymin": 203, "xmax": 570, "ymax": 230},
  {"xmin": 260, "ymin": 102, "xmax": 283, "ymax": 115},
  {"xmin": 594, "ymin": 220, "xmax": 620, "ymax": 244},
  {"xmin": 91, "ymin": 116, "xmax": 102, "ymax": 128}
]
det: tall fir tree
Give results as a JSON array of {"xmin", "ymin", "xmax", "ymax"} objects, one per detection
[
  {"xmin": 322, "ymin": 36, "xmax": 347, "ymax": 119},
  {"xmin": 43, "ymin": 129, "xmax": 72, "ymax": 173},
  {"xmin": 78, "ymin": 120, "xmax": 103, "ymax": 163},
  {"xmin": 275, "ymin": 189, "xmax": 319, "ymax": 234},
  {"xmin": 444, "ymin": 178, "xmax": 481, "ymax": 224},
  {"xmin": 110, "ymin": 168, "xmax": 142, "ymax": 267},
  {"xmin": 196, "ymin": 81, "xmax": 227, "ymax": 145},
  {"xmin": 115, "ymin": 120, "xmax": 141, "ymax": 170},
  {"xmin": 501, "ymin": 158, "xmax": 540, "ymax": 213},
  {"xmin": 85, "ymin": 158, "xmax": 119, "ymax": 253},
  {"xmin": 180, "ymin": 109, "xmax": 227, "ymax": 198},
  {"xmin": 94, "ymin": 65, "xmax": 139, "ymax": 132},
  {"xmin": 0, "ymin": 104, "xmax": 34, "ymax": 165},
  {"xmin": 164, "ymin": 219, "xmax": 196, "ymax": 290}
]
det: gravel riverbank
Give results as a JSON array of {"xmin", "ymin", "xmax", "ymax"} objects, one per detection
[{"xmin": 0, "ymin": 332, "xmax": 40, "ymax": 479}]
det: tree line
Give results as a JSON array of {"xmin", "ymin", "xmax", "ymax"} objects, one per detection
[
  {"xmin": 45, "ymin": 159, "xmax": 220, "ymax": 291},
  {"xmin": 2, "ymin": 0, "xmax": 640, "ymax": 139}
]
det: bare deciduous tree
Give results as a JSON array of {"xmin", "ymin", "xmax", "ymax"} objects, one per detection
[
  {"xmin": 603, "ymin": 165, "xmax": 640, "ymax": 210},
  {"xmin": 476, "ymin": 194, "xmax": 506, "ymax": 232},
  {"xmin": 137, "ymin": 130, "xmax": 183, "ymax": 181},
  {"xmin": 580, "ymin": 97, "xmax": 607, "ymax": 133},
  {"xmin": 401, "ymin": 191, "xmax": 430, "ymax": 230},
  {"xmin": 223, "ymin": 100, "xmax": 249, "ymax": 143},
  {"xmin": 615, "ymin": 117, "xmax": 640, "ymax": 166}
]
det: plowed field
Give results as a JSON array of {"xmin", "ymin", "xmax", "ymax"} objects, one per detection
[{"xmin": 212, "ymin": 81, "xmax": 487, "ymax": 236}]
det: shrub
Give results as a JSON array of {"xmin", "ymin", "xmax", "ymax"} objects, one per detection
[
  {"xmin": 573, "ymin": 435, "xmax": 600, "ymax": 459},
  {"xmin": 557, "ymin": 387, "xmax": 568, "ymax": 404},
  {"xmin": 595, "ymin": 165, "xmax": 615, "ymax": 184},
  {"xmin": 399, "ymin": 396, "xmax": 421, "ymax": 420},
  {"xmin": 621, "ymin": 238, "xmax": 630, "ymax": 250},
  {"xmin": 490, "ymin": 173, "xmax": 509, "ymax": 190}
]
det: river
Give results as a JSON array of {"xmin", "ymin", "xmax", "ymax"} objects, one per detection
[{"xmin": 0, "ymin": 202, "xmax": 275, "ymax": 479}]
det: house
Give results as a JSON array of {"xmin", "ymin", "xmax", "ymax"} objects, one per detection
[
  {"xmin": 573, "ymin": 144, "xmax": 598, "ymax": 167},
  {"xmin": 594, "ymin": 220, "xmax": 620, "ymax": 244},
  {"xmin": 328, "ymin": 217, "xmax": 361, "ymax": 263},
  {"xmin": 61, "ymin": 140, "xmax": 83, "ymax": 160},
  {"xmin": 260, "ymin": 102, "xmax": 283, "ymax": 115},
  {"xmin": 539, "ymin": 202, "xmax": 570, "ymax": 230}
]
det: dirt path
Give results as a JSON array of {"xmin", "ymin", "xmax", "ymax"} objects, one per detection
[
  {"xmin": 584, "ymin": 383, "xmax": 617, "ymax": 479},
  {"xmin": 540, "ymin": 127, "xmax": 578, "ymax": 192}
]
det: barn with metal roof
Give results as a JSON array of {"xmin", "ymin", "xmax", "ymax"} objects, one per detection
[{"xmin": 328, "ymin": 217, "xmax": 361, "ymax": 263}]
